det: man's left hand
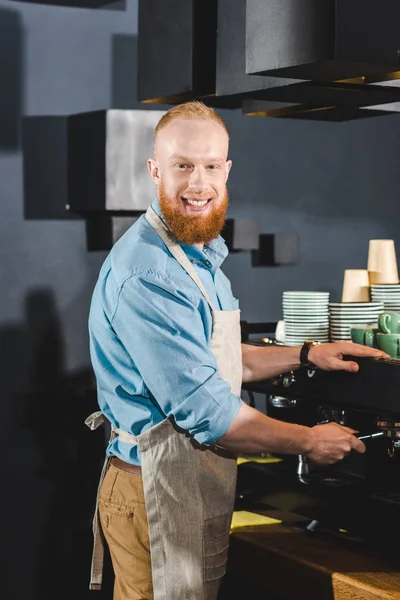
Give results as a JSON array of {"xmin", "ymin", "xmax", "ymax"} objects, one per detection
[{"xmin": 308, "ymin": 341, "xmax": 390, "ymax": 373}]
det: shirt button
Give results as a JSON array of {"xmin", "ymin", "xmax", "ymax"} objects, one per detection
[
  {"xmin": 205, "ymin": 260, "xmax": 211, "ymax": 266},
  {"xmin": 191, "ymin": 259, "xmax": 196, "ymax": 264}
]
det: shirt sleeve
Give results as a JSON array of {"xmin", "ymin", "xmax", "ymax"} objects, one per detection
[{"xmin": 110, "ymin": 270, "xmax": 242, "ymax": 445}]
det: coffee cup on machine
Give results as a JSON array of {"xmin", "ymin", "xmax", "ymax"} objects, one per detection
[
  {"xmin": 350, "ymin": 325, "xmax": 378, "ymax": 347},
  {"xmin": 378, "ymin": 312, "xmax": 400, "ymax": 334},
  {"xmin": 376, "ymin": 333, "xmax": 400, "ymax": 359}
]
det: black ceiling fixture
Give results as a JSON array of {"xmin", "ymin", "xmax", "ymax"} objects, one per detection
[
  {"xmin": 252, "ymin": 233, "xmax": 300, "ymax": 267},
  {"xmin": 240, "ymin": 75, "xmax": 400, "ymax": 121},
  {"xmin": 216, "ymin": 0, "xmax": 300, "ymax": 102},
  {"xmin": 86, "ymin": 215, "xmax": 138, "ymax": 251},
  {"xmin": 221, "ymin": 219, "xmax": 260, "ymax": 253},
  {"xmin": 137, "ymin": 0, "xmax": 255, "ymax": 109},
  {"xmin": 67, "ymin": 110, "xmax": 164, "ymax": 215},
  {"xmin": 223, "ymin": 78, "xmax": 400, "ymax": 111},
  {"xmin": 23, "ymin": 116, "xmax": 76, "ymax": 220},
  {"xmin": 215, "ymin": 0, "xmax": 400, "ymax": 120},
  {"xmin": 22, "ymin": 110, "xmax": 165, "ymax": 219},
  {"xmin": 242, "ymin": 100, "xmax": 400, "ymax": 122},
  {"xmin": 9, "ymin": 0, "xmax": 117, "ymax": 7},
  {"xmin": 138, "ymin": 0, "xmax": 220, "ymax": 105},
  {"xmin": 137, "ymin": 0, "xmax": 400, "ymax": 121},
  {"xmin": 246, "ymin": 0, "xmax": 400, "ymax": 82}
]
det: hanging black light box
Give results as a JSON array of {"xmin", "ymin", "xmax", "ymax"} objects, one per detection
[
  {"xmin": 22, "ymin": 110, "xmax": 165, "ymax": 219},
  {"xmin": 85, "ymin": 215, "xmax": 138, "ymax": 251},
  {"xmin": 67, "ymin": 109, "xmax": 164, "ymax": 214},
  {"xmin": 138, "ymin": 0, "xmax": 220, "ymax": 105},
  {"xmin": 246, "ymin": 0, "xmax": 400, "ymax": 82},
  {"xmin": 137, "ymin": 0, "xmax": 400, "ymax": 119},
  {"xmin": 0, "ymin": 7, "xmax": 22, "ymax": 151},
  {"xmin": 241, "ymin": 74, "xmax": 400, "ymax": 120},
  {"xmin": 216, "ymin": 0, "xmax": 301, "ymax": 102},
  {"xmin": 9, "ymin": 0, "xmax": 118, "ymax": 7},
  {"xmin": 23, "ymin": 116, "xmax": 78, "ymax": 220},
  {"xmin": 221, "ymin": 219, "xmax": 260, "ymax": 253},
  {"xmin": 241, "ymin": 99, "xmax": 400, "ymax": 122},
  {"xmin": 215, "ymin": 0, "xmax": 400, "ymax": 120},
  {"xmin": 252, "ymin": 233, "xmax": 300, "ymax": 267}
]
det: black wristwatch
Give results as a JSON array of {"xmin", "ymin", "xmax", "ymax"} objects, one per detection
[{"xmin": 300, "ymin": 340, "xmax": 320, "ymax": 369}]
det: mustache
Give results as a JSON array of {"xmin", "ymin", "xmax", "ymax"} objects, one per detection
[{"xmin": 180, "ymin": 193, "xmax": 215, "ymax": 199}]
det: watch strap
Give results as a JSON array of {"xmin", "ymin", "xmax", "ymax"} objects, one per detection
[{"xmin": 300, "ymin": 340, "xmax": 318, "ymax": 368}]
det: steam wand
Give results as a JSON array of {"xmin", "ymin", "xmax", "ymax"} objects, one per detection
[{"xmin": 297, "ymin": 432, "xmax": 384, "ymax": 484}]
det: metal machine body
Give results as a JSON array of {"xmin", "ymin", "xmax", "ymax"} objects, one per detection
[{"xmin": 239, "ymin": 350, "xmax": 400, "ymax": 543}]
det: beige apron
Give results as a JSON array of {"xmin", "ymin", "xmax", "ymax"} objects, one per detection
[{"xmin": 86, "ymin": 206, "xmax": 242, "ymax": 599}]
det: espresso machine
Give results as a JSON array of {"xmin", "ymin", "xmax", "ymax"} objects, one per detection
[{"xmin": 238, "ymin": 336, "xmax": 400, "ymax": 544}]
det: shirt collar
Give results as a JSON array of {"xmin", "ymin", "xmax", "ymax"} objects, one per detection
[{"xmin": 151, "ymin": 198, "xmax": 228, "ymax": 273}]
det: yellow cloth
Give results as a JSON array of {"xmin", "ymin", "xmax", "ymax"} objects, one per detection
[
  {"xmin": 237, "ymin": 454, "xmax": 283, "ymax": 466},
  {"xmin": 230, "ymin": 510, "xmax": 282, "ymax": 531}
]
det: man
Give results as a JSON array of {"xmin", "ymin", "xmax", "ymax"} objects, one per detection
[{"xmin": 87, "ymin": 101, "xmax": 387, "ymax": 600}]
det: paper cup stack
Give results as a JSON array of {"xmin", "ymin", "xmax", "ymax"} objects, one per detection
[
  {"xmin": 370, "ymin": 284, "xmax": 400, "ymax": 312},
  {"xmin": 282, "ymin": 291, "xmax": 330, "ymax": 346},
  {"xmin": 368, "ymin": 240, "xmax": 399, "ymax": 285},
  {"xmin": 329, "ymin": 302, "xmax": 384, "ymax": 342},
  {"xmin": 341, "ymin": 269, "xmax": 370, "ymax": 302}
]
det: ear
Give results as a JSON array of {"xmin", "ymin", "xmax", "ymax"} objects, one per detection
[
  {"xmin": 225, "ymin": 159, "xmax": 232, "ymax": 182},
  {"xmin": 147, "ymin": 158, "xmax": 161, "ymax": 184}
]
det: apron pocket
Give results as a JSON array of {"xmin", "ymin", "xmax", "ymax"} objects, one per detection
[
  {"xmin": 204, "ymin": 542, "xmax": 229, "ymax": 581},
  {"xmin": 203, "ymin": 514, "xmax": 231, "ymax": 582}
]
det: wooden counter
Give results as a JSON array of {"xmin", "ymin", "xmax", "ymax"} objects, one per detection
[{"xmin": 220, "ymin": 510, "xmax": 400, "ymax": 600}]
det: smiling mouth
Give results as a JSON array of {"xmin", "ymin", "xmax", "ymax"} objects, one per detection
[{"xmin": 181, "ymin": 197, "xmax": 212, "ymax": 207}]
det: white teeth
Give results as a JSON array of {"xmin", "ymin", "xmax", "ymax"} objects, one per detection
[{"xmin": 185, "ymin": 198, "xmax": 208, "ymax": 206}]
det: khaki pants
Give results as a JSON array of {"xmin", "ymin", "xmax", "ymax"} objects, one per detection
[{"xmin": 99, "ymin": 464, "xmax": 153, "ymax": 600}]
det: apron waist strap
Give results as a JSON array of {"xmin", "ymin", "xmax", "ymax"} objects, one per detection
[
  {"xmin": 113, "ymin": 427, "xmax": 138, "ymax": 445},
  {"xmin": 84, "ymin": 412, "xmax": 138, "ymax": 445},
  {"xmin": 85, "ymin": 413, "xmax": 139, "ymax": 590}
]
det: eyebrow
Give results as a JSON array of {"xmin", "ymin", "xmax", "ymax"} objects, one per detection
[{"xmin": 168, "ymin": 155, "xmax": 225, "ymax": 163}]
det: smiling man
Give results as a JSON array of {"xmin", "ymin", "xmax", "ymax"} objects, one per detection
[
  {"xmin": 153, "ymin": 114, "xmax": 231, "ymax": 246},
  {"xmin": 87, "ymin": 101, "xmax": 388, "ymax": 600}
]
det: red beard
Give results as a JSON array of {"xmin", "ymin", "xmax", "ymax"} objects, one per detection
[{"xmin": 158, "ymin": 184, "xmax": 229, "ymax": 245}]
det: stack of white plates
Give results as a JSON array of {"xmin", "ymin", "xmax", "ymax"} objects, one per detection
[
  {"xmin": 282, "ymin": 291, "xmax": 330, "ymax": 346},
  {"xmin": 329, "ymin": 302, "xmax": 384, "ymax": 342},
  {"xmin": 370, "ymin": 284, "xmax": 400, "ymax": 312}
]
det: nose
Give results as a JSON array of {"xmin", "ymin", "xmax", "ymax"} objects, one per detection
[{"xmin": 187, "ymin": 166, "xmax": 208, "ymax": 193}]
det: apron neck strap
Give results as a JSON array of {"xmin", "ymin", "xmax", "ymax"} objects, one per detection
[{"xmin": 146, "ymin": 206, "xmax": 215, "ymax": 311}]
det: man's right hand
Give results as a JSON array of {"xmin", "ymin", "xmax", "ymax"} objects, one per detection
[{"xmin": 306, "ymin": 422, "xmax": 366, "ymax": 465}]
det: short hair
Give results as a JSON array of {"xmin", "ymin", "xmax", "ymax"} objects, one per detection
[{"xmin": 155, "ymin": 101, "xmax": 229, "ymax": 140}]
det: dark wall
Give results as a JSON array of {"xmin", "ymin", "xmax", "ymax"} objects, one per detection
[
  {"xmin": 1, "ymin": 0, "xmax": 400, "ymax": 598},
  {"xmin": 222, "ymin": 110, "xmax": 400, "ymax": 321},
  {"xmin": 0, "ymin": 2, "xmax": 139, "ymax": 599}
]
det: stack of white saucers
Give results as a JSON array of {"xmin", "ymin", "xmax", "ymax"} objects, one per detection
[
  {"xmin": 370, "ymin": 284, "xmax": 400, "ymax": 312},
  {"xmin": 329, "ymin": 302, "xmax": 384, "ymax": 342},
  {"xmin": 282, "ymin": 291, "xmax": 330, "ymax": 346}
]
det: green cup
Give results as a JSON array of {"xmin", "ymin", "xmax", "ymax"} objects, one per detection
[
  {"xmin": 378, "ymin": 312, "xmax": 400, "ymax": 334},
  {"xmin": 350, "ymin": 326, "xmax": 378, "ymax": 347},
  {"xmin": 376, "ymin": 333, "xmax": 400, "ymax": 359}
]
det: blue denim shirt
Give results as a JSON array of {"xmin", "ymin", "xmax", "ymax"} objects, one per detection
[{"xmin": 88, "ymin": 199, "xmax": 242, "ymax": 465}]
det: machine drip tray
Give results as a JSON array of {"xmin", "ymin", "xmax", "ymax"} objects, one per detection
[
  {"xmin": 317, "ymin": 476, "xmax": 353, "ymax": 487},
  {"xmin": 236, "ymin": 460, "xmax": 400, "ymax": 544},
  {"xmin": 370, "ymin": 491, "xmax": 400, "ymax": 505}
]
